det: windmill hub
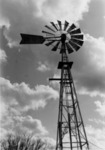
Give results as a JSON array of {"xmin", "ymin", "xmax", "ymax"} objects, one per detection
[
  {"xmin": 61, "ymin": 33, "xmax": 66, "ymax": 44},
  {"xmin": 61, "ymin": 33, "xmax": 71, "ymax": 44}
]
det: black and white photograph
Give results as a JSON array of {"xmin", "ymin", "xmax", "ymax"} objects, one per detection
[{"xmin": 0, "ymin": 0, "xmax": 105, "ymax": 150}]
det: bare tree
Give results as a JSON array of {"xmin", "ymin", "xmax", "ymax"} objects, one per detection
[{"xmin": 0, "ymin": 134, "xmax": 54, "ymax": 150}]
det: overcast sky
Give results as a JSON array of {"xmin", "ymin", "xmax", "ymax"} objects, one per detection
[{"xmin": 0, "ymin": 0, "xmax": 105, "ymax": 149}]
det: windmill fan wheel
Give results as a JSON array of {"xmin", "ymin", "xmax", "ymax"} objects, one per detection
[{"xmin": 43, "ymin": 20, "xmax": 84, "ymax": 54}]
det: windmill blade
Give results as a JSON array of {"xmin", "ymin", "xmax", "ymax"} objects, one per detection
[
  {"xmin": 20, "ymin": 34, "xmax": 45, "ymax": 44},
  {"xmin": 50, "ymin": 22, "xmax": 58, "ymax": 31},
  {"xmin": 45, "ymin": 25, "xmax": 55, "ymax": 32},
  {"xmin": 52, "ymin": 41, "xmax": 60, "ymax": 51},
  {"xmin": 69, "ymin": 40, "xmax": 81, "ymax": 51},
  {"xmin": 57, "ymin": 20, "xmax": 62, "ymax": 30},
  {"xmin": 71, "ymin": 34, "xmax": 83, "ymax": 40},
  {"xmin": 66, "ymin": 43, "xmax": 74, "ymax": 54},
  {"xmin": 71, "ymin": 39, "xmax": 84, "ymax": 47},
  {"xmin": 64, "ymin": 20, "xmax": 69, "ymax": 31},
  {"xmin": 70, "ymin": 28, "xmax": 81, "ymax": 35},
  {"xmin": 42, "ymin": 30, "xmax": 55, "ymax": 35},
  {"xmin": 67, "ymin": 24, "xmax": 76, "ymax": 32},
  {"xmin": 45, "ymin": 40, "xmax": 56, "ymax": 46}
]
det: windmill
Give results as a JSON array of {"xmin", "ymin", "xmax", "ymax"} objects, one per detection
[{"xmin": 20, "ymin": 20, "xmax": 89, "ymax": 150}]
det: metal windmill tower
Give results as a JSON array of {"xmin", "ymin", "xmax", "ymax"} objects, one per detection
[{"xmin": 20, "ymin": 20, "xmax": 89, "ymax": 150}]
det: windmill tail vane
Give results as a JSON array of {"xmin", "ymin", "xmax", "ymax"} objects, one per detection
[{"xmin": 20, "ymin": 20, "xmax": 89, "ymax": 150}]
